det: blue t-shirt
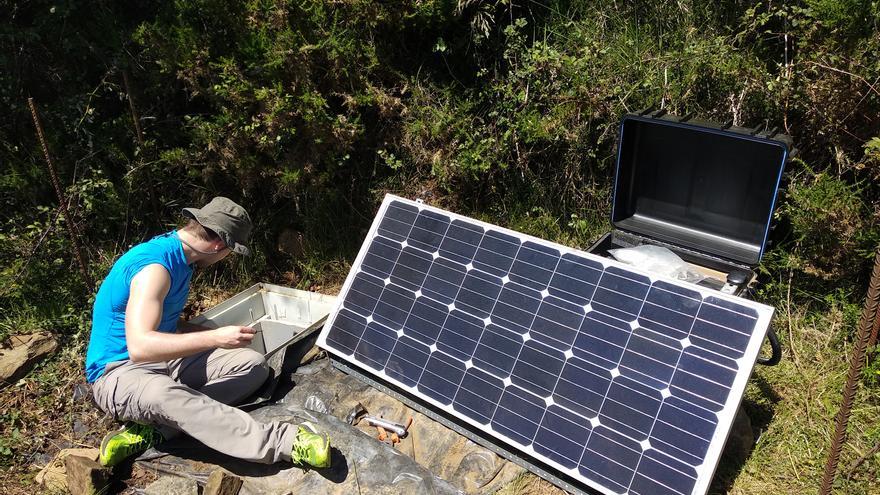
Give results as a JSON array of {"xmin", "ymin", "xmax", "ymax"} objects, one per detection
[{"xmin": 85, "ymin": 231, "xmax": 193, "ymax": 382}]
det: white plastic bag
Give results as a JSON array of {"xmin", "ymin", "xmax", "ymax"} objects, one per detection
[{"xmin": 607, "ymin": 244, "xmax": 706, "ymax": 283}]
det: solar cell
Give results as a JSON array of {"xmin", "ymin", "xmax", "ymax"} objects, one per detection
[{"xmin": 318, "ymin": 195, "xmax": 774, "ymax": 495}]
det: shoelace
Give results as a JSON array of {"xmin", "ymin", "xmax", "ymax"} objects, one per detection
[
  {"xmin": 292, "ymin": 431, "xmax": 310, "ymax": 460},
  {"xmin": 123, "ymin": 426, "xmax": 159, "ymax": 451}
]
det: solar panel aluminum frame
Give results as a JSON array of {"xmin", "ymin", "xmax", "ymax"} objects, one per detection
[{"xmin": 317, "ymin": 194, "xmax": 775, "ymax": 495}]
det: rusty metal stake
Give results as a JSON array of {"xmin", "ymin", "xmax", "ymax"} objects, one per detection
[
  {"xmin": 819, "ymin": 247, "xmax": 880, "ymax": 493},
  {"xmin": 122, "ymin": 70, "xmax": 161, "ymax": 221},
  {"xmin": 867, "ymin": 302, "xmax": 880, "ymax": 350},
  {"xmin": 27, "ymin": 98, "xmax": 94, "ymax": 290}
]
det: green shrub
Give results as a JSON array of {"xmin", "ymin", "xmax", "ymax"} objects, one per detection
[
  {"xmin": 3, "ymin": 0, "xmax": 880, "ymax": 338},
  {"xmin": 782, "ymin": 169, "xmax": 876, "ymax": 277}
]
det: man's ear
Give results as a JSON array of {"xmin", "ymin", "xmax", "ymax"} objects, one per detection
[{"xmin": 212, "ymin": 238, "xmax": 227, "ymax": 253}]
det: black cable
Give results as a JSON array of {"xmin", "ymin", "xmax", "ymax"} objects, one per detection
[{"xmin": 757, "ymin": 327, "xmax": 782, "ymax": 366}]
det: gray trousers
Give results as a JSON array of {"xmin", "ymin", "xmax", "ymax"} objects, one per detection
[{"xmin": 92, "ymin": 348, "xmax": 297, "ymax": 464}]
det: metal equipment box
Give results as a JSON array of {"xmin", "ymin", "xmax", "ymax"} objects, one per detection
[
  {"xmin": 186, "ymin": 283, "xmax": 336, "ymax": 358},
  {"xmin": 187, "ymin": 283, "xmax": 337, "ymax": 407}
]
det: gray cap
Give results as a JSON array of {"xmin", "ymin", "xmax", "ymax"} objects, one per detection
[{"xmin": 182, "ymin": 197, "xmax": 252, "ymax": 256}]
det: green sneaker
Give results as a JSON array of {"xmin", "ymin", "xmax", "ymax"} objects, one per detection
[
  {"xmin": 99, "ymin": 423, "xmax": 163, "ymax": 467},
  {"xmin": 291, "ymin": 421, "xmax": 331, "ymax": 468}
]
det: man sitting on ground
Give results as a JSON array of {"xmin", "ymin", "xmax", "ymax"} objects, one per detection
[{"xmin": 85, "ymin": 197, "xmax": 331, "ymax": 468}]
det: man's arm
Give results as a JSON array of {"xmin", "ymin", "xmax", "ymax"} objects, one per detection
[{"xmin": 125, "ymin": 264, "xmax": 256, "ymax": 362}]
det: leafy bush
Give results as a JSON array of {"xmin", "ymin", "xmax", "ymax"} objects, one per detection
[
  {"xmin": 783, "ymin": 170, "xmax": 876, "ymax": 276},
  {"xmin": 2, "ymin": 0, "xmax": 878, "ymax": 336}
]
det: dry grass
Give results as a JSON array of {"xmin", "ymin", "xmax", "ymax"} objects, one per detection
[
  {"xmin": 725, "ymin": 300, "xmax": 880, "ymax": 494},
  {"xmin": 0, "ymin": 340, "xmax": 115, "ymax": 494},
  {"xmin": 493, "ymin": 472, "xmax": 567, "ymax": 495}
]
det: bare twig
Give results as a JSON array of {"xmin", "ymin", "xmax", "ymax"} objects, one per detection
[
  {"xmin": 75, "ymin": 76, "xmax": 110, "ymax": 130},
  {"xmin": 804, "ymin": 61, "xmax": 880, "ymax": 97},
  {"xmin": 123, "ymin": 69, "xmax": 162, "ymax": 221},
  {"xmin": 786, "ymin": 267, "xmax": 801, "ymax": 370},
  {"xmin": 846, "ymin": 438, "xmax": 880, "ymax": 478},
  {"xmin": 7, "ymin": 203, "xmax": 64, "ymax": 283},
  {"xmin": 410, "ymin": 418, "xmax": 417, "ymax": 464}
]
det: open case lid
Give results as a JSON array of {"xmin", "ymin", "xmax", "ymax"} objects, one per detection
[{"xmin": 612, "ymin": 112, "xmax": 792, "ymax": 267}]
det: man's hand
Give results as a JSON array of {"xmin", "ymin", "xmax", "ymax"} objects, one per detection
[{"xmin": 212, "ymin": 325, "xmax": 257, "ymax": 348}]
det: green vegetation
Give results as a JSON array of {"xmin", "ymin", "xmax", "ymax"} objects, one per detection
[{"xmin": 1, "ymin": 1, "xmax": 879, "ymax": 493}]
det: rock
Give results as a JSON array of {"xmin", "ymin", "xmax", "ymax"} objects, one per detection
[
  {"xmin": 303, "ymin": 394, "xmax": 329, "ymax": 414},
  {"xmin": 64, "ymin": 455, "xmax": 111, "ymax": 495},
  {"xmin": 72, "ymin": 382, "xmax": 91, "ymax": 402},
  {"xmin": 277, "ymin": 229, "xmax": 306, "ymax": 258},
  {"xmin": 451, "ymin": 450, "xmax": 504, "ymax": 493},
  {"xmin": 59, "ymin": 447, "xmax": 99, "ymax": 461},
  {"xmin": 73, "ymin": 419, "xmax": 89, "ymax": 436},
  {"xmin": 0, "ymin": 332, "xmax": 57, "ymax": 387},
  {"xmin": 35, "ymin": 447, "xmax": 100, "ymax": 491},
  {"xmin": 204, "ymin": 469, "xmax": 243, "ymax": 495},
  {"xmin": 32, "ymin": 451, "xmax": 54, "ymax": 467},
  {"xmin": 722, "ymin": 406, "xmax": 755, "ymax": 465},
  {"xmin": 144, "ymin": 475, "xmax": 199, "ymax": 495}
]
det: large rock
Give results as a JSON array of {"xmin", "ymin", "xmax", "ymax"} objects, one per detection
[
  {"xmin": 34, "ymin": 447, "xmax": 100, "ymax": 492},
  {"xmin": 204, "ymin": 469, "xmax": 243, "ymax": 495},
  {"xmin": 144, "ymin": 476, "xmax": 199, "ymax": 495},
  {"xmin": 0, "ymin": 332, "xmax": 57, "ymax": 387},
  {"xmin": 64, "ymin": 455, "xmax": 111, "ymax": 495},
  {"xmin": 722, "ymin": 406, "xmax": 755, "ymax": 465}
]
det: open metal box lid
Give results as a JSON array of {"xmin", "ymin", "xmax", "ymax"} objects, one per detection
[{"xmin": 612, "ymin": 112, "xmax": 792, "ymax": 266}]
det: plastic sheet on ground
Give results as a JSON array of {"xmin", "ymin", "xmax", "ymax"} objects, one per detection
[{"xmin": 135, "ymin": 357, "xmax": 524, "ymax": 494}]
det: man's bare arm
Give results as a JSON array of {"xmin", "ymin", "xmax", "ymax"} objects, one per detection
[{"xmin": 125, "ymin": 264, "xmax": 255, "ymax": 362}]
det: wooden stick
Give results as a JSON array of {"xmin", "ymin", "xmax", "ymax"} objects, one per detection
[
  {"xmin": 846, "ymin": 438, "xmax": 880, "ymax": 478},
  {"xmin": 410, "ymin": 422, "xmax": 417, "ymax": 463},
  {"xmin": 122, "ymin": 70, "xmax": 161, "ymax": 222}
]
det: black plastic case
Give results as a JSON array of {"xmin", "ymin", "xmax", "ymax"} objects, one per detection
[
  {"xmin": 588, "ymin": 110, "xmax": 792, "ymax": 296},
  {"xmin": 587, "ymin": 110, "xmax": 792, "ymax": 365}
]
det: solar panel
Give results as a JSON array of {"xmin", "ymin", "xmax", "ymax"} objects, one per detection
[{"xmin": 318, "ymin": 195, "xmax": 773, "ymax": 495}]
